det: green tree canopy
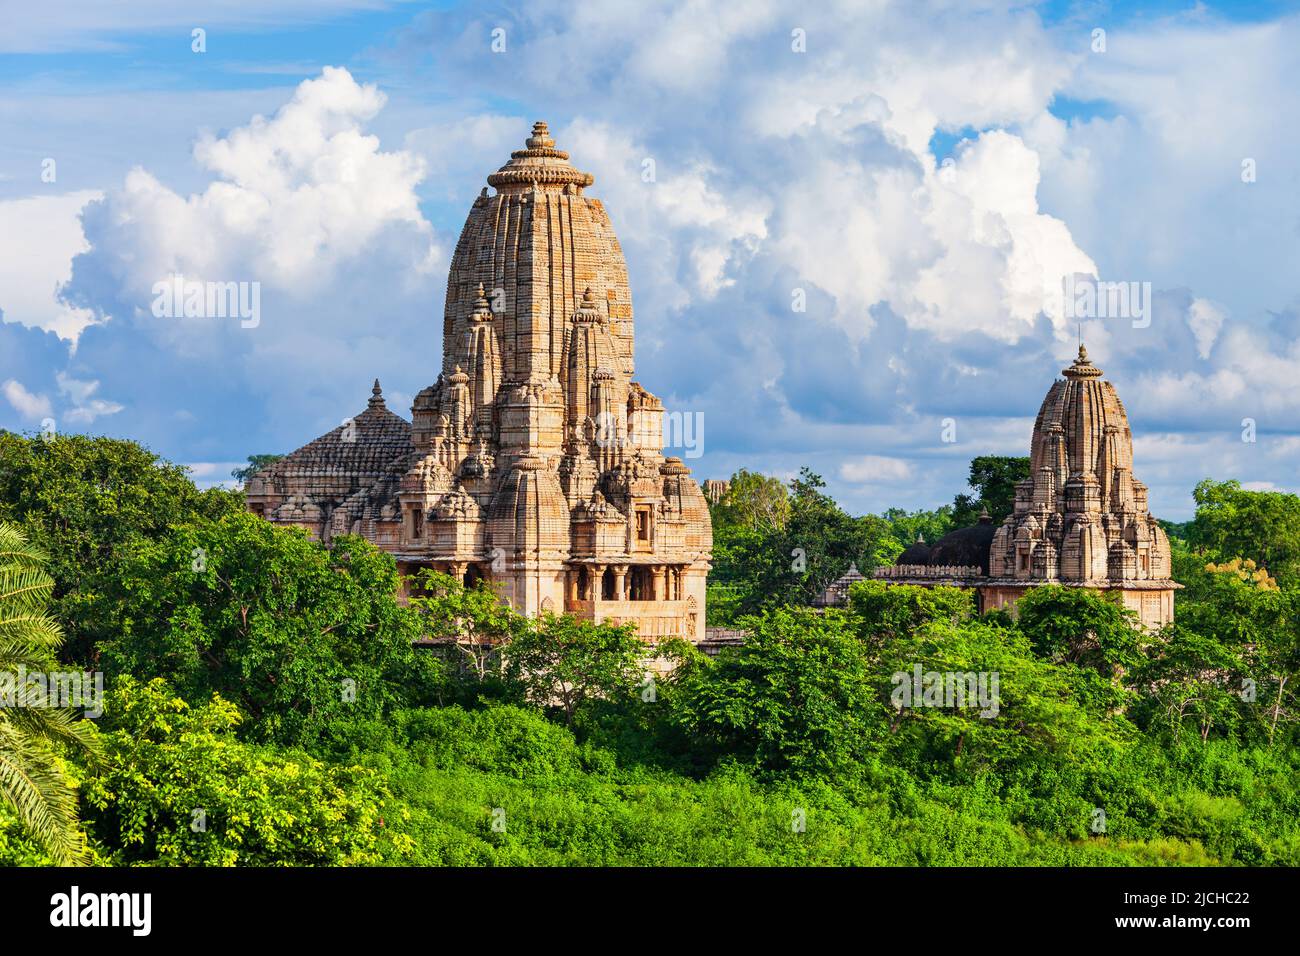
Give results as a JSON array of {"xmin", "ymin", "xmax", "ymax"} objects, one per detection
[
  {"xmin": 503, "ymin": 614, "xmax": 647, "ymax": 725},
  {"xmin": 83, "ymin": 677, "xmax": 398, "ymax": 865},
  {"xmin": 1187, "ymin": 479, "xmax": 1300, "ymax": 586},
  {"xmin": 1013, "ymin": 586, "xmax": 1143, "ymax": 677},
  {"xmin": 951, "ymin": 455, "xmax": 1030, "ymax": 526},
  {"xmin": 671, "ymin": 607, "xmax": 880, "ymax": 778},
  {"xmin": 710, "ymin": 469, "xmax": 791, "ymax": 532},
  {"xmin": 0, "ymin": 432, "xmax": 241, "ymax": 664},
  {"xmin": 90, "ymin": 511, "xmax": 436, "ymax": 745}
]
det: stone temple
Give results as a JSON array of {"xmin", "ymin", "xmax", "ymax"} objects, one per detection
[
  {"xmin": 246, "ymin": 122, "xmax": 713, "ymax": 642},
  {"xmin": 870, "ymin": 345, "xmax": 1178, "ymax": 629}
]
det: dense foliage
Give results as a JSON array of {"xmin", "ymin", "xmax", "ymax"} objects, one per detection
[{"xmin": 1, "ymin": 432, "xmax": 1297, "ymax": 867}]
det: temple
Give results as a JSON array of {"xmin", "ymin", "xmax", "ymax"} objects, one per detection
[
  {"xmin": 869, "ymin": 345, "xmax": 1178, "ymax": 628},
  {"xmin": 246, "ymin": 122, "xmax": 713, "ymax": 642}
]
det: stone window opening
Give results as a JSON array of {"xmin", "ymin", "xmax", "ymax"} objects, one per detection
[
  {"xmin": 635, "ymin": 506, "xmax": 651, "ymax": 542},
  {"xmin": 628, "ymin": 566, "xmax": 652, "ymax": 601},
  {"xmin": 405, "ymin": 506, "xmax": 424, "ymax": 541}
]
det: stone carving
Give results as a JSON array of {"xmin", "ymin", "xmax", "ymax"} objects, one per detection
[
  {"xmin": 245, "ymin": 121, "xmax": 713, "ymax": 641},
  {"xmin": 863, "ymin": 345, "xmax": 1179, "ymax": 629}
]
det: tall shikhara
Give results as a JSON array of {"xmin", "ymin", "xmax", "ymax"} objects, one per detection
[
  {"xmin": 247, "ymin": 122, "xmax": 713, "ymax": 641},
  {"xmin": 868, "ymin": 344, "xmax": 1178, "ymax": 629},
  {"xmin": 983, "ymin": 344, "xmax": 1178, "ymax": 626}
]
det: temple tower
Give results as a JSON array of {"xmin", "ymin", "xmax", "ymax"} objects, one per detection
[
  {"xmin": 246, "ymin": 122, "xmax": 713, "ymax": 642},
  {"xmin": 870, "ymin": 345, "xmax": 1178, "ymax": 629},
  {"xmin": 984, "ymin": 345, "xmax": 1178, "ymax": 627}
]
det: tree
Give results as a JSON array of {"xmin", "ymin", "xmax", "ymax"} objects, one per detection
[
  {"xmin": 82, "ymin": 677, "xmax": 398, "ymax": 865},
  {"xmin": 502, "ymin": 614, "xmax": 647, "ymax": 725},
  {"xmin": 710, "ymin": 469, "xmax": 790, "ymax": 532},
  {"xmin": 671, "ymin": 608, "xmax": 880, "ymax": 777},
  {"xmin": 1014, "ymin": 585, "xmax": 1142, "ymax": 677},
  {"xmin": 231, "ymin": 454, "xmax": 284, "ymax": 484},
  {"xmin": 1129, "ymin": 624, "xmax": 1245, "ymax": 743},
  {"xmin": 951, "ymin": 455, "xmax": 1030, "ymax": 526},
  {"xmin": 0, "ymin": 433, "xmax": 240, "ymax": 664},
  {"xmin": 1174, "ymin": 560, "xmax": 1300, "ymax": 745},
  {"xmin": 407, "ymin": 569, "xmax": 527, "ymax": 699},
  {"xmin": 1187, "ymin": 479, "xmax": 1300, "ymax": 586},
  {"xmin": 847, "ymin": 580, "xmax": 975, "ymax": 649},
  {"xmin": 707, "ymin": 469, "xmax": 950, "ymax": 619},
  {"xmin": 90, "ymin": 511, "xmax": 436, "ymax": 745},
  {"xmin": 758, "ymin": 469, "xmax": 887, "ymax": 610},
  {"xmin": 0, "ymin": 522, "xmax": 100, "ymax": 864},
  {"xmin": 878, "ymin": 616, "xmax": 1132, "ymax": 775}
]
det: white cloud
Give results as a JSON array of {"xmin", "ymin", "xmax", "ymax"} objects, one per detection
[
  {"xmin": 57, "ymin": 67, "xmax": 445, "ymax": 446},
  {"xmin": 1, "ymin": 379, "xmax": 53, "ymax": 421},
  {"xmin": 839, "ymin": 455, "xmax": 913, "ymax": 484},
  {"xmin": 84, "ymin": 67, "xmax": 435, "ymax": 304},
  {"xmin": 558, "ymin": 119, "xmax": 769, "ymax": 314},
  {"xmin": 0, "ymin": 191, "xmax": 101, "ymax": 341},
  {"xmin": 56, "ymin": 372, "xmax": 123, "ymax": 424},
  {"xmin": 12, "ymin": 3, "xmax": 1300, "ymax": 522},
  {"xmin": 1186, "ymin": 298, "xmax": 1226, "ymax": 360}
]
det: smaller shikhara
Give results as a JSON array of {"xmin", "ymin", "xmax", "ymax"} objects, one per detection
[
  {"xmin": 246, "ymin": 122, "xmax": 712, "ymax": 641},
  {"xmin": 865, "ymin": 345, "xmax": 1179, "ymax": 628}
]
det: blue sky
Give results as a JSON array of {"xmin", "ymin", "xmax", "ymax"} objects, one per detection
[{"xmin": 2, "ymin": 0, "xmax": 1299, "ymax": 519}]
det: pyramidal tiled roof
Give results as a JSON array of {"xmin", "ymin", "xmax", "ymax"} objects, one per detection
[{"xmin": 258, "ymin": 380, "xmax": 412, "ymax": 483}]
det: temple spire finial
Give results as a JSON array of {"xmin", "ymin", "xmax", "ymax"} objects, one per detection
[
  {"xmin": 1063, "ymin": 340, "xmax": 1102, "ymax": 379},
  {"xmin": 527, "ymin": 120, "xmax": 554, "ymax": 149},
  {"xmin": 368, "ymin": 378, "xmax": 385, "ymax": 408}
]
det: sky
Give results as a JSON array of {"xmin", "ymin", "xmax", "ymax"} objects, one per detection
[{"xmin": 1, "ymin": 0, "xmax": 1299, "ymax": 520}]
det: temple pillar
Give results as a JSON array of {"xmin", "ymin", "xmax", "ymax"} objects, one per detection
[{"xmin": 613, "ymin": 566, "xmax": 628, "ymax": 601}]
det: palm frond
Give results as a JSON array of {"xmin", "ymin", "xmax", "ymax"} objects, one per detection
[
  {"xmin": 0, "ymin": 568, "xmax": 56, "ymax": 614},
  {"xmin": 0, "ymin": 612, "xmax": 65, "ymax": 647},
  {"xmin": 0, "ymin": 519, "xmax": 93, "ymax": 864},
  {"xmin": 0, "ymin": 723, "xmax": 89, "ymax": 865},
  {"xmin": 5, "ymin": 706, "xmax": 104, "ymax": 766}
]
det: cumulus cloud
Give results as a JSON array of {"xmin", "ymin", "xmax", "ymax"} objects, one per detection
[
  {"xmin": 2, "ymin": 380, "xmax": 53, "ymax": 421},
  {"xmin": 69, "ymin": 67, "xmax": 433, "ymax": 310},
  {"xmin": 0, "ymin": 191, "xmax": 101, "ymax": 341},
  {"xmin": 558, "ymin": 119, "xmax": 769, "ymax": 312},
  {"xmin": 839, "ymin": 455, "xmax": 913, "ymax": 484},
  {"xmin": 57, "ymin": 66, "xmax": 442, "ymax": 452},
  {"xmin": 1186, "ymin": 298, "xmax": 1226, "ymax": 360},
  {"xmin": 57, "ymin": 372, "xmax": 123, "ymax": 424}
]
